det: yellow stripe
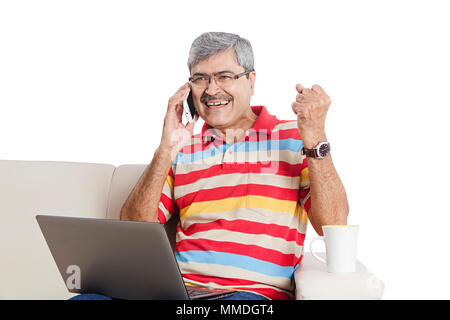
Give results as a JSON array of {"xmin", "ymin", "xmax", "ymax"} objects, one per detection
[
  {"xmin": 300, "ymin": 167, "xmax": 309, "ymax": 184},
  {"xmin": 184, "ymin": 282, "xmax": 201, "ymax": 287},
  {"xmin": 300, "ymin": 206, "xmax": 309, "ymax": 224},
  {"xmin": 180, "ymin": 195, "xmax": 308, "ymax": 224},
  {"xmin": 165, "ymin": 175, "xmax": 174, "ymax": 189}
]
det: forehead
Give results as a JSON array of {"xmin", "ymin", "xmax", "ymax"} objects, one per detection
[{"xmin": 191, "ymin": 48, "xmax": 244, "ymax": 74}]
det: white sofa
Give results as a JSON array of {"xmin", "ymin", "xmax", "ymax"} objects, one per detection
[{"xmin": 0, "ymin": 159, "xmax": 384, "ymax": 300}]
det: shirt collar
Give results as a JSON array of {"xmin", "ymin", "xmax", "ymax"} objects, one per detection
[{"xmin": 201, "ymin": 105, "xmax": 279, "ymax": 145}]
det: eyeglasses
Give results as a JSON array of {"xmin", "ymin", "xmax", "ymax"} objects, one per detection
[{"xmin": 189, "ymin": 70, "xmax": 252, "ymax": 89}]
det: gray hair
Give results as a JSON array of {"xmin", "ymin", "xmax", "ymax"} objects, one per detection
[{"xmin": 187, "ymin": 32, "xmax": 255, "ymax": 74}]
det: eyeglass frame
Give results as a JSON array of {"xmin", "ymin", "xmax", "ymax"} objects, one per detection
[{"xmin": 188, "ymin": 70, "xmax": 253, "ymax": 88}]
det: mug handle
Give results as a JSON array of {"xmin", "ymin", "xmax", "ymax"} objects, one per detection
[{"xmin": 310, "ymin": 236, "xmax": 327, "ymax": 264}]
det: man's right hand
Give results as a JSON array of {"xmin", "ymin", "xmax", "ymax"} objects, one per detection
[
  {"xmin": 160, "ymin": 83, "xmax": 199, "ymax": 161},
  {"xmin": 121, "ymin": 83, "xmax": 199, "ymax": 222}
]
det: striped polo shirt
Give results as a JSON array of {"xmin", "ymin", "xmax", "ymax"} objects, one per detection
[{"xmin": 158, "ymin": 105, "xmax": 311, "ymax": 300}]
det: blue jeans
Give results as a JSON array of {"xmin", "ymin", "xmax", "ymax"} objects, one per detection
[{"xmin": 69, "ymin": 291, "xmax": 268, "ymax": 300}]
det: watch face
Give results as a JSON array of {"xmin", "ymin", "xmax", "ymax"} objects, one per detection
[{"xmin": 318, "ymin": 143, "xmax": 330, "ymax": 157}]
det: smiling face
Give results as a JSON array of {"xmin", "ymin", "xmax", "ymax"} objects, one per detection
[{"xmin": 190, "ymin": 48, "xmax": 256, "ymax": 134}]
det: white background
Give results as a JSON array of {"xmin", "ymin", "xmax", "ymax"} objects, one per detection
[{"xmin": 1, "ymin": 0, "xmax": 449, "ymax": 299}]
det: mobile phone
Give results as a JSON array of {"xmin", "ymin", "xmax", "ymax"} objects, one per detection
[{"xmin": 183, "ymin": 90, "xmax": 198, "ymax": 123}]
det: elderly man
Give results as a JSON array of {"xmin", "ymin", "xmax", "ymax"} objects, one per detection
[{"xmin": 120, "ymin": 32, "xmax": 349, "ymax": 300}]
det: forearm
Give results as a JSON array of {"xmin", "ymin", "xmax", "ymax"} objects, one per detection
[
  {"xmin": 292, "ymin": 83, "xmax": 349, "ymax": 235},
  {"xmin": 307, "ymin": 155, "xmax": 349, "ymax": 234},
  {"xmin": 120, "ymin": 146, "xmax": 173, "ymax": 222},
  {"xmin": 303, "ymin": 134, "xmax": 349, "ymax": 236}
]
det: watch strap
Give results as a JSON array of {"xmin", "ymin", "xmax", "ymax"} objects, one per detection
[{"xmin": 302, "ymin": 147, "xmax": 317, "ymax": 158}]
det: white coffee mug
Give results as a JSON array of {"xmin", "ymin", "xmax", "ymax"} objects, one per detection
[{"xmin": 309, "ymin": 225, "xmax": 359, "ymax": 273}]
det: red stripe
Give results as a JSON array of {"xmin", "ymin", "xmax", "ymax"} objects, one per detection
[
  {"xmin": 175, "ymin": 161, "xmax": 300, "ymax": 186},
  {"xmin": 297, "ymin": 254, "xmax": 304, "ymax": 266},
  {"xmin": 184, "ymin": 273, "xmax": 258, "ymax": 287},
  {"xmin": 177, "ymin": 121, "xmax": 302, "ymax": 156},
  {"xmin": 179, "ymin": 142, "xmax": 209, "ymax": 154},
  {"xmin": 177, "ymin": 184, "xmax": 298, "ymax": 210},
  {"xmin": 299, "ymin": 187, "xmax": 310, "ymax": 204},
  {"xmin": 189, "ymin": 126, "xmax": 301, "ymax": 145},
  {"xmin": 247, "ymin": 287, "xmax": 293, "ymax": 300},
  {"xmin": 183, "ymin": 273, "xmax": 293, "ymax": 300},
  {"xmin": 182, "ymin": 219, "xmax": 306, "ymax": 246},
  {"xmin": 158, "ymin": 208, "xmax": 166, "ymax": 224},
  {"xmin": 160, "ymin": 192, "xmax": 175, "ymax": 214},
  {"xmin": 168, "ymin": 167, "xmax": 175, "ymax": 179},
  {"xmin": 304, "ymin": 197, "xmax": 311, "ymax": 213},
  {"xmin": 176, "ymin": 238, "xmax": 300, "ymax": 267},
  {"xmin": 301, "ymin": 156, "xmax": 308, "ymax": 169},
  {"xmin": 275, "ymin": 128, "xmax": 302, "ymax": 140}
]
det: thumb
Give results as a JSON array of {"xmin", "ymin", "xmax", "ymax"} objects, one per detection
[{"xmin": 296, "ymin": 83, "xmax": 305, "ymax": 94}]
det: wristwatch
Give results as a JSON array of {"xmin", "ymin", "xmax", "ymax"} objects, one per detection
[{"xmin": 302, "ymin": 141, "xmax": 331, "ymax": 159}]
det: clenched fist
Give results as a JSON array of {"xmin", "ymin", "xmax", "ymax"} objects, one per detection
[{"xmin": 291, "ymin": 83, "xmax": 331, "ymax": 147}]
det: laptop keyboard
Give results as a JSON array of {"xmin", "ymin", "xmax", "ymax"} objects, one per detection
[
  {"xmin": 186, "ymin": 286, "xmax": 236, "ymax": 299},
  {"xmin": 188, "ymin": 288, "xmax": 212, "ymax": 297}
]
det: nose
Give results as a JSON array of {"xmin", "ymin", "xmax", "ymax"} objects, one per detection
[{"xmin": 205, "ymin": 77, "xmax": 221, "ymax": 95}]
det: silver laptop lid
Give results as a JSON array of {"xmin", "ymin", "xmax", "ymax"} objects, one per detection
[{"xmin": 36, "ymin": 215, "xmax": 189, "ymax": 300}]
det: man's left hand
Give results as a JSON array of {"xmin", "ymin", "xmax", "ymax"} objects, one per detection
[{"xmin": 291, "ymin": 84, "xmax": 331, "ymax": 145}]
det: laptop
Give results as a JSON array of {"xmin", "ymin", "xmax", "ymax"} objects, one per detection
[{"xmin": 36, "ymin": 215, "xmax": 236, "ymax": 300}]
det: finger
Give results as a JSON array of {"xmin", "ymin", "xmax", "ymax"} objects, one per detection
[
  {"xmin": 176, "ymin": 83, "xmax": 191, "ymax": 101},
  {"xmin": 180, "ymin": 82, "xmax": 190, "ymax": 90},
  {"xmin": 174, "ymin": 103, "xmax": 183, "ymax": 123},
  {"xmin": 311, "ymin": 84, "xmax": 325, "ymax": 95},
  {"xmin": 291, "ymin": 101, "xmax": 304, "ymax": 114},
  {"xmin": 296, "ymin": 93, "xmax": 308, "ymax": 102},
  {"xmin": 292, "ymin": 102, "xmax": 311, "ymax": 119},
  {"xmin": 173, "ymin": 83, "xmax": 190, "ymax": 100},
  {"xmin": 302, "ymin": 87, "xmax": 312, "ymax": 95},
  {"xmin": 168, "ymin": 83, "xmax": 191, "ymax": 111},
  {"xmin": 296, "ymin": 83, "xmax": 305, "ymax": 94}
]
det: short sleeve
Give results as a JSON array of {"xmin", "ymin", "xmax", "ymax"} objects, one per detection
[{"xmin": 157, "ymin": 166, "xmax": 178, "ymax": 224}]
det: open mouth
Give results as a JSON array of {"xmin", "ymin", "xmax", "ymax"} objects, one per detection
[{"xmin": 205, "ymin": 100, "xmax": 231, "ymax": 110}]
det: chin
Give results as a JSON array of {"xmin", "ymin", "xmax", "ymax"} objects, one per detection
[
  {"xmin": 204, "ymin": 116, "xmax": 231, "ymax": 129},
  {"xmin": 202, "ymin": 110, "xmax": 233, "ymax": 127}
]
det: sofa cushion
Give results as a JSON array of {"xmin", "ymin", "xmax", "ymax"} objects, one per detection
[
  {"xmin": 0, "ymin": 160, "xmax": 115, "ymax": 299},
  {"xmin": 106, "ymin": 164, "xmax": 146, "ymax": 220},
  {"xmin": 106, "ymin": 164, "xmax": 179, "ymax": 250}
]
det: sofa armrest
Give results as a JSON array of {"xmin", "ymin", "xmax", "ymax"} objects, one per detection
[{"xmin": 294, "ymin": 253, "xmax": 384, "ymax": 300}]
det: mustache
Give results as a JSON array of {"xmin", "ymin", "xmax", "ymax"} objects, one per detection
[{"xmin": 200, "ymin": 94, "xmax": 233, "ymax": 104}]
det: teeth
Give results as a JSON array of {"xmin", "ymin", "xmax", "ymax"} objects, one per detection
[{"xmin": 207, "ymin": 101, "xmax": 230, "ymax": 106}]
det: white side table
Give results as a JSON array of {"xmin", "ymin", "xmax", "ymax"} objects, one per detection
[{"xmin": 294, "ymin": 252, "xmax": 385, "ymax": 300}]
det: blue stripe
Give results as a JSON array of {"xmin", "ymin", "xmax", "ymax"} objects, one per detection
[
  {"xmin": 173, "ymin": 139, "xmax": 303, "ymax": 165},
  {"xmin": 174, "ymin": 144, "xmax": 227, "ymax": 165},
  {"xmin": 175, "ymin": 250, "xmax": 294, "ymax": 279}
]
